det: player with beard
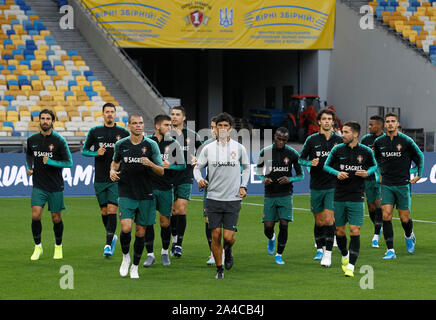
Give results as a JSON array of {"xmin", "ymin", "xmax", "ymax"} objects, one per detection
[
  {"xmin": 373, "ymin": 113, "xmax": 424, "ymax": 260},
  {"xmin": 82, "ymin": 102, "xmax": 130, "ymax": 257},
  {"xmin": 26, "ymin": 109, "xmax": 73, "ymax": 261}
]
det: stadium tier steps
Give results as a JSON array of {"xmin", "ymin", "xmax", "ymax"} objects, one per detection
[
  {"xmin": 0, "ymin": 0, "xmax": 151, "ymax": 138},
  {"xmin": 369, "ymin": 0, "xmax": 436, "ymax": 64}
]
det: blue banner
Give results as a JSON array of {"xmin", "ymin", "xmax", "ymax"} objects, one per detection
[{"xmin": 0, "ymin": 153, "xmax": 435, "ymax": 197}]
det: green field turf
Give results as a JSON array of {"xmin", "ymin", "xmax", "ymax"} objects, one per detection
[{"xmin": 1, "ymin": 194, "xmax": 435, "ymax": 300}]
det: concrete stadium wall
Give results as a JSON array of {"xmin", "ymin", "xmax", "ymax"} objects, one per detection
[
  {"xmin": 69, "ymin": 0, "xmax": 168, "ymax": 119},
  {"xmin": 327, "ymin": 1, "xmax": 436, "ymax": 132}
]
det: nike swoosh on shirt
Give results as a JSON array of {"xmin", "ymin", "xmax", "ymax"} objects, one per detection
[
  {"xmin": 97, "ymin": 136, "xmax": 104, "ymax": 139},
  {"xmin": 123, "ymin": 149, "xmax": 129, "ymax": 152},
  {"xmin": 340, "ymin": 157, "xmax": 347, "ymax": 160},
  {"xmin": 314, "ymin": 145, "xmax": 321, "ymax": 148},
  {"xmin": 32, "ymin": 145, "xmax": 38, "ymax": 148}
]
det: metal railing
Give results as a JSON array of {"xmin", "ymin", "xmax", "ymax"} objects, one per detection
[{"xmin": 75, "ymin": 0, "xmax": 173, "ymax": 114}]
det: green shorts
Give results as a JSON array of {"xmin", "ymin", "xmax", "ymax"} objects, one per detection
[
  {"xmin": 365, "ymin": 179, "xmax": 381, "ymax": 204},
  {"xmin": 31, "ymin": 187, "xmax": 66, "ymax": 213},
  {"xmin": 381, "ymin": 184, "xmax": 411, "ymax": 210},
  {"xmin": 310, "ymin": 189, "xmax": 335, "ymax": 214},
  {"xmin": 153, "ymin": 188, "xmax": 173, "ymax": 217},
  {"xmin": 334, "ymin": 201, "xmax": 365, "ymax": 227},
  {"xmin": 173, "ymin": 183, "xmax": 192, "ymax": 201},
  {"xmin": 118, "ymin": 197, "xmax": 156, "ymax": 226},
  {"xmin": 263, "ymin": 195, "xmax": 293, "ymax": 222},
  {"xmin": 94, "ymin": 182, "xmax": 119, "ymax": 207}
]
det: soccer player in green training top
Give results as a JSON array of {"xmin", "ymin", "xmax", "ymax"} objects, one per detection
[
  {"xmin": 143, "ymin": 115, "xmax": 185, "ymax": 267},
  {"xmin": 110, "ymin": 114, "xmax": 164, "ymax": 279},
  {"xmin": 373, "ymin": 113, "xmax": 424, "ymax": 260},
  {"xmin": 169, "ymin": 106, "xmax": 203, "ymax": 258},
  {"xmin": 299, "ymin": 108, "xmax": 343, "ymax": 265},
  {"xmin": 360, "ymin": 115, "xmax": 384, "ymax": 248},
  {"xmin": 82, "ymin": 102, "xmax": 130, "ymax": 257},
  {"xmin": 256, "ymin": 127, "xmax": 304, "ymax": 265},
  {"xmin": 26, "ymin": 109, "xmax": 73, "ymax": 261},
  {"xmin": 324, "ymin": 121, "xmax": 377, "ymax": 277}
]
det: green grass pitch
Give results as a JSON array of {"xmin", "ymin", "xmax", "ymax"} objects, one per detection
[{"xmin": 1, "ymin": 194, "xmax": 435, "ymax": 300}]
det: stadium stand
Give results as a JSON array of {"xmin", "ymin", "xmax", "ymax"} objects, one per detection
[
  {"xmin": 0, "ymin": 0, "xmax": 128, "ymax": 138},
  {"xmin": 370, "ymin": 0, "xmax": 436, "ymax": 63}
]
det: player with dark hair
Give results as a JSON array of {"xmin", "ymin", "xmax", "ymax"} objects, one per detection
[
  {"xmin": 360, "ymin": 115, "xmax": 384, "ymax": 248},
  {"xmin": 143, "ymin": 114, "xmax": 185, "ymax": 267},
  {"xmin": 194, "ymin": 112, "xmax": 250, "ymax": 279},
  {"xmin": 200, "ymin": 116, "xmax": 218, "ymax": 265},
  {"xmin": 26, "ymin": 109, "xmax": 73, "ymax": 261},
  {"xmin": 256, "ymin": 127, "xmax": 304, "ymax": 264},
  {"xmin": 299, "ymin": 108, "xmax": 343, "ymax": 266},
  {"xmin": 82, "ymin": 102, "xmax": 130, "ymax": 257},
  {"xmin": 110, "ymin": 114, "xmax": 164, "ymax": 278},
  {"xmin": 324, "ymin": 121, "xmax": 377, "ymax": 277},
  {"xmin": 373, "ymin": 113, "xmax": 424, "ymax": 260},
  {"xmin": 169, "ymin": 106, "xmax": 203, "ymax": 258}
]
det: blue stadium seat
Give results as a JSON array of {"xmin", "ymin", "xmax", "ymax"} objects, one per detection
[
  {"xmin": 6, "ymin": 106, "xmax": 16, "ymax": 112},
  {"xmin": 84, "ymin": 71, "xmax": 93, "ymax": 77},
  {"xmin": 68, "ymin": 80, "xmax": 77, "ymax": 89},
  {"xmin": 410, "ymin": 1, "xmax": 421, "ymax": 7},
  {"xmin": 87, "ymin": 76, "xmax": 98, "ymax": 82},
  {"xmin": 30, "ymin": 75, "xmax": 40, "ymax": 81},
  {"xmin": 8, "ymin": 80, "xmax": 19, "ymax": 87},
  {"xmin": 11, "ymin": 131, "xmax": 21, "ymax": 136},
  {"xmin": 64, "ymin": 91, "xmax": 74, "ymax": 97},
  {"xmin": 3, "ymin": 121, "xmax": 14, "ymax": 129},
  {"xmin": 32, "ymin": 110, "xmax": 40, "ymax": 118},
  {"xmin": 4, "ymin": 96, "xmax": 14, "ymax": 103},
  {"xmin": 430, "ymin": 45, "xmax": 436, "ymax": 55},
  {"xmin": 3, "ymin": 54, "xmax": 13, "ymax": 61},
  {"xmin": 83, "ymin": 86, "xmax": 93, "ymax": 92},
  {"xmin": 413, "ymin": 25, "xmax": 422, "ymax": 32},
  {"xmin": 7, "ymin": 65, "xmax": 17, "ymax": 71}
]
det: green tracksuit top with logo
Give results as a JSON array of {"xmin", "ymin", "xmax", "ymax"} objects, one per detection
[
  {"xmin": 170, "ymin": 127, "xmax": 203, "ymax": 186},
  {"xmin": 147, "ymin": 134, "xmax": 186, "ymax": 191},
  {"xmin": 324, "ymin": 143, "xmax": 378, "ymax": 202},
  {"xmin": 373, "ymin": 132, "xmax": 424, "ymax": 186},
  {"xmin": 256, "ymin": 144, "xmax": 304, "ymax": 197},
  {"xmin": 26, "ymin": 131, "xmax": 73, "ymax": 192},
  {"xmin": 113, "ymin": 136, "xmax": 163, "ymax": 200},
  {"xmin": 82, "ymin": 124, "xmax": 130, "ymax": 183},
  {"xmin": 360, "ymin": 133, "xmax": 384, "ymax": 181},
  {"xmin": 299, "ymin": 132, "xmax": 343, "ymax": 190}
]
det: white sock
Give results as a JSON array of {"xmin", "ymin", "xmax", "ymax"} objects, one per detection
[
  {"xmin": 275, "ymin": 253, "xmax": 281, "ymax": 257},
  {"xmin": 372, "ymin": 234, "xmax": 380, "ymax": 241},
  {"xmin": 147, "ymin": 252, "xmax": 155, "ymax": 258},
  {"xmin": 172, "ymin": 236, "xmax": 177, "ymax": 243},
  {"xmin": 347, "ymin": 263, "xmax": 355, "ymax": 271},
  {"xmin": 161, "ymin": 249, "xmax": 168, "ymax": 255},
  {"xmin": 271, "ymin": 233, "xmax": 276, "ymax": 241}
]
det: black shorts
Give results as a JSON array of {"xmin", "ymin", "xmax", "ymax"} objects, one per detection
[{"xmin": 206, "ymin": 199, "xmax": 241, "ymax": 231}]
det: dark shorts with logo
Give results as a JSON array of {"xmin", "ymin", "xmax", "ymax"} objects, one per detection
[{"xmin": 206, "ymin": 199, "xmax": 241, "ymax": 231}]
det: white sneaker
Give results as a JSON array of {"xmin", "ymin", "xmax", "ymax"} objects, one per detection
[
  {"xmin": 321, "ymin": 250, "xmax": 332, "ymax": 267},
  {"xmin": 206, "ymin": 254, "xmax": 215, "ymax": 265},
  {"xmin": 119, "ymin": 254, "xmax": 130, "ymax": 277},
  {"xmin": 129, "ymin": 264, "xmax": 139, "ymax": 279}
]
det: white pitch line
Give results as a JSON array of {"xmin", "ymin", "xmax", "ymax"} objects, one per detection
[{"xmin": 190, "ymin": 198, "xmax": 436, "ymax": 224}]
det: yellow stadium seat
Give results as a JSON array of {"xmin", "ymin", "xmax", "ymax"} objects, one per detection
[
  {"xmin": 116, "ymin": 122, "xmax": 125, "ymax": 128},
  {"xmin": 77, "ymin": 81, "xmax": 90, "ymax": 87},
  {"xmin": 40, "ymin": 30, "xmax": 51, "ymax": 36},
  {"xmin": 74, "ymin": 60, "xmax": 86, "ymax": 67},
  {"xmin": 75, "ymin": 131, "xmax": 86, "ymax": 137},
  {"xmin": 45, "ymin": 85, "xmax": 56, "ymax": 91},
  {"xmin": 84, "ymin": 101, "xmax": 94, "ymax": 107},
  {"xmin": 66, "ymin": 96, "xmax": 77, "ymax": 102},
  {"xmin": 0, "ymin": 111, "xmax": 5, "ymax": 121},
  {"xmin": 53, "ymin": 96, "xmax": 64, "ymax": 102},
  {"xmin": 75, "ymin": 76, "xmax": 86, "ymax": 82}
]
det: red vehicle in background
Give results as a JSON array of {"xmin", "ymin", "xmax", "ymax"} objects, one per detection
[{"xmin": 249, "ymin": 94, "xmax": 341, "ymax": 143}]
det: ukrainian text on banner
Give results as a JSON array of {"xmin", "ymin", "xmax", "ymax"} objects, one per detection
[
  {"xmin": 82, "ymin": 0, "xmax": 335, "ymax": 49},
  {"xmin": 1, "ymin": 152, "xmax": 436, "ymax": 197}
]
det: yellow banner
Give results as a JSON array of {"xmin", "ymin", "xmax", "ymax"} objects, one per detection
[{"xmin": 83, "ymin": 0, "xmax": 335, "ymax": 49}]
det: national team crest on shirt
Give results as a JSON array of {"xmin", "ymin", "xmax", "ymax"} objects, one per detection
[
  {"xmin": 49, "ymin": 144, "xmax": 54, "ymax": 151},
  {"xmin": 357, "ymin": 155, "xmax": 363, "ymax": 164},
  {"xmin": 141, "ymin": 146, "xmax": 147, "ymax": 154},
  {"xmin": 316, "ymin": 151, "xmax": 321, "ymax": 157},
  {"xmin": 283, "ymin": 157, "xmax": 290, "ymax": 165},
  {"xmin": 116, "ymin": 135, "xmax": 121, "ymax": 141},
  {"xmin": 231, "ymin": 151, "xmax": 236, "ymax": 159},
  {"xmin": 397, "ymin": 144, "xmax": 402, "ymax": 151},
  {"xmin": 99, "ymin": 142, "xmax": 103, "ymax": 148},
  {"xmin": 165, "ymin": 146, "xmax": 170, "ymax": 153}
]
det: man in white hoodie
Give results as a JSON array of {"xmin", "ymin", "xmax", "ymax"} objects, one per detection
[{"xmin": 194, "ymin": 112, "xmax": 250, "ymax": 279}]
